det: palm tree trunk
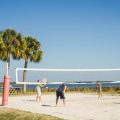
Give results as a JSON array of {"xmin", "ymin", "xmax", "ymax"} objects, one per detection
[
  {"xmin": 6, "ymin": 52, "xmax": 10, "ymax": 75},
  {"xmin": 6, "ymin": 62, "xmax": 9, "ymax": 75},
  {"xmin": 23, "ymin": 59, "xmax": 28, "ymax": 93}
]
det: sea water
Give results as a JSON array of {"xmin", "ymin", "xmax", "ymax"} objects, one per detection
[{"xmin": 13, "ymin": 82, "xmax": 120, "ymax": 89}]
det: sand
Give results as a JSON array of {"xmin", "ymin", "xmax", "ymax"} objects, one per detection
[{"xmin": 0, "ymin": 93, "xmax": 120, "ymax": 120}]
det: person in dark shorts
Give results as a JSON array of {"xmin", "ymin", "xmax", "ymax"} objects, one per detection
[{"xmin": 56, "ymin": 83, "xmax": 66, "ymax": 106}]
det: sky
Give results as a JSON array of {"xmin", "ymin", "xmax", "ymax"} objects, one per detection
[{"xmin": 0, "ymin": 0, "xmax": 120, "ymax": 82}]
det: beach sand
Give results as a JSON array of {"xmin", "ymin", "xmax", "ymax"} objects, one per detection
[{"xmin": 0, "ymin": 93, "xmax": 120, "ymax": 120}]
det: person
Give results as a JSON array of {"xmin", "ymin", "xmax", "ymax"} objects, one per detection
[
  {"xmin": 97, "ymin": 81, "xmax": 102, "ymax": 98},
  {"xmin": 56, "ymin": 82, "xmax": 66, "ymax": 106},
  {"xmin": 36, "ymin": 80, "xmax": 46, "ymax": 102}
]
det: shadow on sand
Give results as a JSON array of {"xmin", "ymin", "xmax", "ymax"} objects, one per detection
[
  {"xmin": 22, "ymin": 99, "xmax": 36, "ymax": 102},
  {"xmin": 113, "ymin": 102, "xmax": 120, "ymax": 104},
  {"xmin": 41, "ymin": 104, "xmax": 56, "ymax": 107}
]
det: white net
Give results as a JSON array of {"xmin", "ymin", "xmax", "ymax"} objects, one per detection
[{"xmin": 16, "ymin": 68, "xmax": 120, "ymax": 85}]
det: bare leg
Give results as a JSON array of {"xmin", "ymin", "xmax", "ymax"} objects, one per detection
[
  {"xmin": 39, "ymin": 96, "xmax": 41, "ymax": 102},
  {"xmin": 98, "ymin": 92, "xmax": 100, "ymax": 98},
  {"xmin": 98, "ymin": 92, "xmax": 102, "ymax": 98},
  {"xmin": 56, "ymin": 98, "xmax": 58, "ymax": 106},
  {"xmin": 63, "ymin": 99, "xmax": 65, "ymax": 106},
  {"xmin": 36, "ymin": 96, "xmax": 38, "ymax": 101},
  {"xmin": 100, "ymin": 91, "xmax": 102, "ymax": 98}
]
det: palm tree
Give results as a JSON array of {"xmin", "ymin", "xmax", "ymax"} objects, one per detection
[
  {"xmin": 21, "ymin": 36, "xmax": 42, "ymax": 93},
  {"xmin": 11, "ymin": 33, "xmax": 25, "ymax": 60},
  {"xmin": 0, "ymin": 29, "xmax": 43, "ymax": 93},
  {"xmin": 0, "ymin": 29, "xmax": 21, "ymax": 75},
  {"xmin": 0, "ymin": 36, "xmax": 6, "ymax": 61}
]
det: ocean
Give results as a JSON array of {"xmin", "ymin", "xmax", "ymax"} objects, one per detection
[{"xmin": 13, "ymin": 82, "xmax": 120, "ymax": 89}]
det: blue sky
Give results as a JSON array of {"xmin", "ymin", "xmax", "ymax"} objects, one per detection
[{"xmin": 0, "ymin": 0, "xmax": 120, "ymax": 81}]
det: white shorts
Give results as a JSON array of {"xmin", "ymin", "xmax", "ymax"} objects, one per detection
[{"xmin": 37, "ymin": 92, "xmax": 41, "ymax": 97}]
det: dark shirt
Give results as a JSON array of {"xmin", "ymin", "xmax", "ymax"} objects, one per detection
[{"xmin": 56, "ymin": 84, "xmax": 66, "ymax": 92}]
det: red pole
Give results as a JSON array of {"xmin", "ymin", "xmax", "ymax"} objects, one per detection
[{"xmin": 2, "ymin": 75, "xmax": 10, "ymax": 106}]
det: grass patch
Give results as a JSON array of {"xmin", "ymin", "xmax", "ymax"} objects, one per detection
[
  {"xmin": 0, "ymin": 86, "xmax": 120, "ymax": 96},
  {"xmin": 0, "ymin": 108, "xmax": 63, "ymax": 120}
]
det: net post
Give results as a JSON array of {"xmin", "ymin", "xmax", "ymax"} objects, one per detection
[{"xmin": 2, "ymin": 75, "xmax": 10, "ymax": 106}]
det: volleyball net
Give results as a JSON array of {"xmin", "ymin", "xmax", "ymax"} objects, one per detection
[{"xmin": 15, "ymin": 68, "xmax": 120, "ymax": 85}]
